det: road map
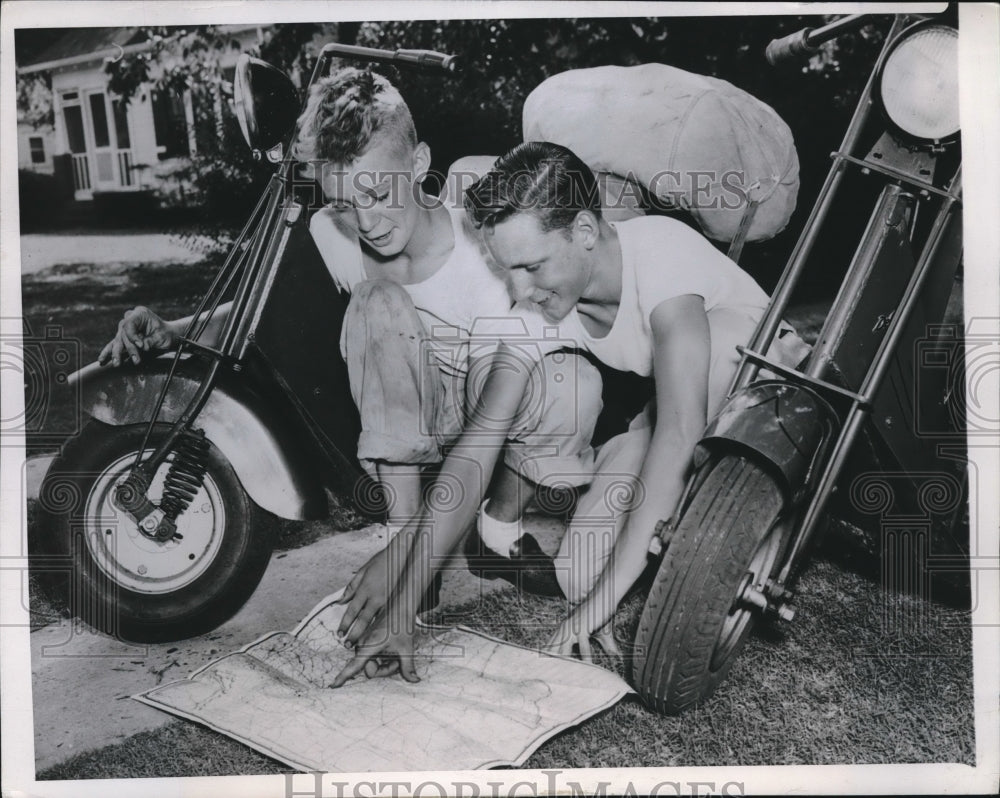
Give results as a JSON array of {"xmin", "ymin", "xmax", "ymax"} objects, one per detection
[{"xmin": 136, "ymin": 592, "xmax": 633, "ymax": 772}]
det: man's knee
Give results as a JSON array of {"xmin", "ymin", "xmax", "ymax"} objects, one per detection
[
  {"xmin": 504, "ymin": 351, "xmax": 603, "ymax": 439},
  {"xmin": 344, "ymin": 279, "xmax": 424, "ymax": 366},
  {"xmin": 344, "ymin": 280, "xmax": 425, "ymax": 351},
  {"xmin": 349, "ymin": 279, "xmax": 415, "ymax": 318},
  {"xmin": 555, "ymin": 523, "xmax": 615, "ymax": 605}
]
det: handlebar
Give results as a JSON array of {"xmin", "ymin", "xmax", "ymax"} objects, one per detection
[
  {"xmin": 766, "ymin": 14, "xmax": 870, "ymax": 66},
  {"xmin": 318, "ymin": 43, "xmax": 458, "ymax": 72}
]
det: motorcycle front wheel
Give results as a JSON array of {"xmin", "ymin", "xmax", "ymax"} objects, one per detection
[
  {"xmin": 633, "ymin": 454, "xmax": 790, "ymax": 715},
  {"xmin": 36, "ymin": 420, "xmax": 278, "ymax": 642}
]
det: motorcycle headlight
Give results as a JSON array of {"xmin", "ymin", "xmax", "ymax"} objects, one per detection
[
  {"xmin": 877, "ymin": 23, "xmax": 960, "ymax": 144},
  {"xmin": 232, "ymin": 54, "xmax": 300, "ymax": 158},
  {"xmin": 233, "ymin": 63, "xmax": 253, "ymax": 147}
]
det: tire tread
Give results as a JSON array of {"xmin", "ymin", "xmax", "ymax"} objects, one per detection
[
  {"xmin": 35, "ymin": 420, "xmax": 278, "ymax": 642},
  {"xmin": 633, "ymin": 455, "xmax": 783, "ymax": 714}
]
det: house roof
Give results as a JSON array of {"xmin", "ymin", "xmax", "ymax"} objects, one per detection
[
  {"xmin": 17, "ymin": 25, "xmax": 264, "ymax": 75},
  {"xmin": 18, "ymin": 28, "xmax": 149, "ymax": 72}
]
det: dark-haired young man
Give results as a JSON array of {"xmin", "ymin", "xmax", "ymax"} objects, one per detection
[{"xmin": 334, "ymin": 140, "xmax": 808, "ymax": 683}]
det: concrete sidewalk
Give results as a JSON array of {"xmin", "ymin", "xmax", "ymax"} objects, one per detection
[
  {"xmin": 23, "ymin": 453, "xmax": 564, "ymax": 772},
  {"xmin": 29, "ymin": 515, "xmax": 561, "ymax": 773},
  {"xmin": 18, "ymin": 233, "xmax": 208, "ymax": 275}
]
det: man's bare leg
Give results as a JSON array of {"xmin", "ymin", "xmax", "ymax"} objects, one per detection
[
  {"xmin": 377, "ymin": 463, "xmax": 424, "ymax": 527},
  {"xmin": 467, "ymin": 463, "xmax": 563, "ymax": 596},
  {"xmin": 483, "ymin": 463, "xmax": 535, "ymax": 523},
  {"xmin": 376, "ymin": 462, "xmax": 442, "ymax": 612},
  {"xmin": 464, "ymin": 351, "xmax": 603, "ymax": 598}
]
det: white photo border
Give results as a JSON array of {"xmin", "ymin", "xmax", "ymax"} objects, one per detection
[{"xmin": 2, "ymin": 2, "xmax": 997, "ymax": 796}]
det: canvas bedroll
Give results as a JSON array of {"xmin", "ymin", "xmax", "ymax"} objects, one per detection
[{"xmin": 522, "ymin": 63, "xmax": 800, "ymax": 243}]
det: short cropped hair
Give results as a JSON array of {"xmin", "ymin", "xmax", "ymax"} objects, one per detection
[
  {"xmin": 464, "ymin": 141, "xmax": 601, "ymax": 235},
  {"xmin": 293, "ymin": 67, "xmax": 417, "ymax": 165}
]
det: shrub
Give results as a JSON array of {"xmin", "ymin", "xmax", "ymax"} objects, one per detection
[{"xmin": 18, "ymin": 169, "xmax": 69, "ymax": 232}]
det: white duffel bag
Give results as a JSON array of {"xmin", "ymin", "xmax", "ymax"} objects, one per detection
[{"xmin": 522, "ymin": 63, "xmax": 799, "ymax": 243}]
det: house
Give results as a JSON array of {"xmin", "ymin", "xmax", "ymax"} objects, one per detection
[
  {"xmin": 17, "ymin": 120, "xmax": 55, "ymax": 176},
  {"xmin": 17, "ymin": 26, "xmax": 266, "ymax": 201}
]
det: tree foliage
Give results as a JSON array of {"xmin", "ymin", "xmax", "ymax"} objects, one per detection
[
  {"xmin": 16, "ymin": 73, "xmax": 54, "ymax": 128},
  {"xmin": 24, "ymin": 15, "xmax": 890, "ymax": 236},
  {"xmin": 350, "ymin": 14, "xmax": 888, "ymax": 285},
  {"xmin": 102, "ymin": 24, "xmax": 337, "ymax": 223},
  {"xmin": 350, "ymin": 15, "xmax": 887, "ymax": 185}
]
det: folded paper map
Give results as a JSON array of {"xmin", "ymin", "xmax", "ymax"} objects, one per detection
[{"xmin": 136, "ymin": 593, "xmax": 633, "ymax": 772}]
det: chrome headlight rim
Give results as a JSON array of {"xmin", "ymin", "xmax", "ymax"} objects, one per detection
[
  {"xmin": 874, "ymin": 20, "xmax": 961, "ymax": 147},
  {"xmin": 232, "ymin": 54, "xmax": 254, "ymax": 150}
]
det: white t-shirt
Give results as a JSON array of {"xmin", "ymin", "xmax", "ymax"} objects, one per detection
[
  {"xmin": 521, "ymin": 215, "xmax": 776, "ymax": 376},
  {"xmin": 310, "ymin": 204, "xmax": 520, "ymax": 377}
]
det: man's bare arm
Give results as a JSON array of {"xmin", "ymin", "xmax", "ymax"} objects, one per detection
[
  {"xmin": 547, "ymin": 295, "xmax": 710, "ymax": 654},
  {"xmin": 332, "ymin": 344, "xmax": 534, "ymax": 685},
  {"xmin": 99, "ymin": 302, "xmax": 232, "ymax": 366}
]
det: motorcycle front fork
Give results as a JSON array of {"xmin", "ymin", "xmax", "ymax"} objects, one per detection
[
  {"xmin": 114, "ymin": 427, "xmax": 212, "ymax": 542},
  {"xmin": 112, "ymin": 182, "xmax": 279, "ymax": 540},
  {"xmin": 648, "ymin": 453, "xmax": 802, "ymax": 623}
]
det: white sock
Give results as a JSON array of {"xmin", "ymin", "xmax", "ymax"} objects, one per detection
[{"xmin": 477, "ymin": 500, "xmax": 520, "ymax": 555}]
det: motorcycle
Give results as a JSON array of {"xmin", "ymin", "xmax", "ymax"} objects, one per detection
[
  {"xmin": 631, "ymin": 11, "xmax": 967, "ymax": 714},
  {"xmin": 36, "ymin": 44, "xmax": 459, "ymax": 642}
]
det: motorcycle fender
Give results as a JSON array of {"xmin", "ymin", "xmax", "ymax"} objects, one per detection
[
  {"xmin": 695, "ymin": 380, "xmax": 839, "ymax": 502},
  {"xmin": 69, "ymin": 359, "xmax": 328, "ymax": 520}
]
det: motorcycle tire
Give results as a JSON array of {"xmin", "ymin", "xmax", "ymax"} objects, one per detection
[
  {"xmin": 633, "ymin": 454, "xmax": 789, "ymax": 715},
  {"xmin": 35, "ymin": 420, "xmax": 278, "ymax": 642}
]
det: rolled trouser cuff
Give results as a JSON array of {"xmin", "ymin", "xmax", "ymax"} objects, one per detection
[
  {"xmin": 356, "ymin": 431, "xmax": 444, "ymax": 477},
  {"xmin": 502, "ymin": 446, "xmax": 598, "ymax": 489}
]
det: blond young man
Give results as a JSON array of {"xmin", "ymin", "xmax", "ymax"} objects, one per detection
[{"xmin": 100, "ymin": 71, "xmax": 603, "ymax": 635}]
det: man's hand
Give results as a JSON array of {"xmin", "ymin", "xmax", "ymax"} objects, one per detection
[
  {"xmin": 331, "ymin": 614, "xmax": 420, "ymax": 687},
  {"xmin": 544, "ymin": 612, "xmax": 622, "ymax": 666},
  {"xmin": 98, "ymin": 306, "xmax": 178, "ymax": 366},
  {"xmin": 336, "ymin": 545, "xmax": 395, "ymax": 645}
]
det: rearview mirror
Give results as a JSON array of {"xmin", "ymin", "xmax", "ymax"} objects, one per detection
[{"xmin": 233, "ymin": 54, "xmax": 300, "ymax": 159}]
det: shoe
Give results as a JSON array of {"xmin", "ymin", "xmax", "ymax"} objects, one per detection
[{"xmin": 464, "ymin": 527, "xmax": 564, "ymax": 597}]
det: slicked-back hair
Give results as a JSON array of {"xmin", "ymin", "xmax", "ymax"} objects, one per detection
[
  {"xmin": 293, "ymin": 67, "xmax": 417, "ymax": 166},
  {"xmin": 464, "ymin": 141, "xmax": 601, "ymax": 237}
]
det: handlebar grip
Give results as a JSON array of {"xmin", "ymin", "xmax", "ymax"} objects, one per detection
[
  {"xmin": 319, "ymin": 43, "xmax": 458, "ymax": 72},
  {"xmin": 765, "ymin": 28, "xmax": 817, "ymax": 66},
  {"xmin": 393, "ymin": 49, "xmax": 458, "ymax": 72}
]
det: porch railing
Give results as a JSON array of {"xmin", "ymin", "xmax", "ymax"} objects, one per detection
[
  {"xmin": 117, "ymin": 149, "xmax": 134, "ymax": 187},
  {"xmin": 71, "ymin": 153, "xmax": 91, "ymax": 192},
  {"xmin": 71, "ymin": 150, "xmax": 138, "ymax": 192}
]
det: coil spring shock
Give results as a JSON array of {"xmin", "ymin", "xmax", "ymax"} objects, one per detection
[{"xmin": 159, "ymin": 429, "xmax": 210, "ymax": 521}]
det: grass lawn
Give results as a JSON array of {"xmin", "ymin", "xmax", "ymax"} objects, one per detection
[
  {"xmin": 37, "ymin": 553, "xmax": 974, "ymax": 778},
  {"xmin": 21, "ymin": 245, "xmax": 975, "ymax": 778},
  {"xmin": 21, "ymin": 258, "xmax": 222, "ymax": 457}
]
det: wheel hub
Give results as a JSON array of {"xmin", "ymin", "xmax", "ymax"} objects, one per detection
[
  {"xmin": 736, "ymin": 577, "xmax": 769, "ymax": 611},
  {"xmin": 84, "ymin": 450, "xmax": 226, "ymax": 594},
  {"xmin": 711, "ymin": 518, "xmax": 790, "ymax": 671},
  {"xmin": 113, "ymin": 469, "xmax": 179, "ymax": 542}
]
